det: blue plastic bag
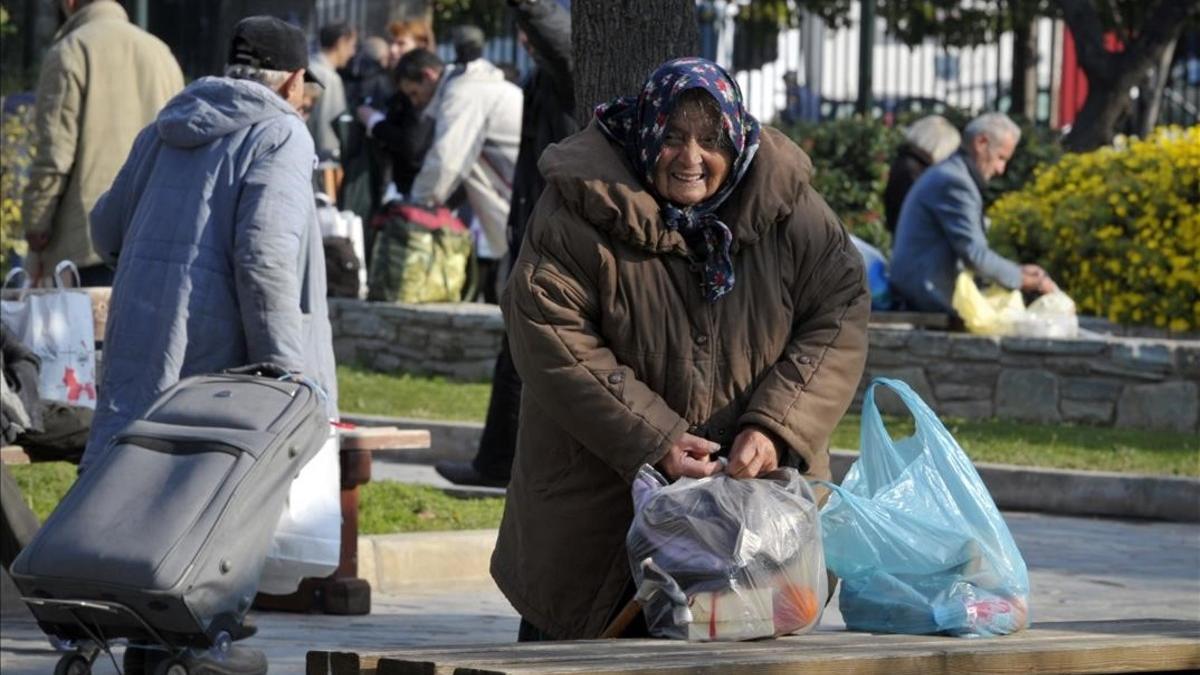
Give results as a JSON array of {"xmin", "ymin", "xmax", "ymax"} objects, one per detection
[
  {"xmin": 820, "ymin": 378, "xmax": 1030, "ymax": 637},
  {"xmin": 849, "ymin": 234, "xmax": 891, "ymax": 311}
]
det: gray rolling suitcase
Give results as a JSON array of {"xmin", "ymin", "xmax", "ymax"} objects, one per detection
[{"xmin": 10, "ymin": 364, "xmax": 328, "ymax": 671}]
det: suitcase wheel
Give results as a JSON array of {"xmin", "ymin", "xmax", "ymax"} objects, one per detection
[
  {"xmin": 53, "ymin": 652, "xmax": 94, "ymax": 675},
  {"xmin": 153, "ymin": 658, "xmax": 190, "ymax": 675}
]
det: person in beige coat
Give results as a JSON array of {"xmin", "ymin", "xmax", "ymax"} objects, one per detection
[
  {"xmin": 21, "ymin": 0, "xmax": 183, "ymax": 286},
  {"xmin": 493, "ymin": 58, "xmax": 870, "ymax": 641}
]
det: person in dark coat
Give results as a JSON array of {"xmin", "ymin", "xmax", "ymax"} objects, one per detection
[
  {"xmin": 436, "ymin": 0, "xmax": 576, "ymax": 487},
  {"xmin": 356, "ymin": 20, "xmax": 437, "ymax": 197},
  {"xmin": 883, "ymin": 115, "xmax": 960, "ymax": 235}
]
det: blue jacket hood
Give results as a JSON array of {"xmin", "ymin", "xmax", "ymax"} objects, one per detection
[{"xmin": 156, "ymin": 76, "xmax": 298, "ymax": 148}]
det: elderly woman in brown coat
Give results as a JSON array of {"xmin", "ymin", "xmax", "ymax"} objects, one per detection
[{"xmin": 493, "ymin": 57, "xmax": 870, "ymax": 641}]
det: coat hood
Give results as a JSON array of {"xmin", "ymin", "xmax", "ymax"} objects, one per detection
[
  {"xmin": 156, "ymin": 77, "xmax": 299, "ymax": 148},
  {"xmin": 538, "ymin": 122, "xmax": 814, "ymax": 256}
]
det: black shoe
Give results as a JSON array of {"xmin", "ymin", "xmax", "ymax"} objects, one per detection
[
  {"xmin": 154, "ymin": 645, "xmax": 268, "ymax": 675},
  {"xmin": 435, "ymin": 460, "xmax": 509, "ymax": 488}
]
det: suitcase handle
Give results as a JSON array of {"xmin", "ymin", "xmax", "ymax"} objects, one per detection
[{"xmin": 223, "ymin": 362, "xmax": 294, "ymax": 379}]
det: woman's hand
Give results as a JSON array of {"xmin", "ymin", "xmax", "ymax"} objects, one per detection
[
  {"xmin": 727, "ymin": 426, "xmax": 780, "ymax": 479},
  {"xmin": 658, "ymin": 432, "xmax": 722, "ymax": 480}
]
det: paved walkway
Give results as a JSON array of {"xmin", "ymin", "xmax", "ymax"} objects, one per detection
[{"xmin": 3, "ymin": 460, "xmax": 1198, "ymax": 673}]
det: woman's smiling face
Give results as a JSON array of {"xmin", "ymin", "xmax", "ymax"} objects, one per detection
[{"xmin": 652, "ymin": 94, "xmax": 732, "ymax": 207}]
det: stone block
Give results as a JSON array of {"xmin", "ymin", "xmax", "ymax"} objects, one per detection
[
  {"xmin": 338, "ymin": 309, "xmax": 386, "ymax": 339},
  {"xmin": 926, "ymin": 362, "xmax": 1000, "ymax": 386},
  {"xmin": 949, "ymin": 336, "xmax": 1001, "ymax": 361},
  {"xmin": 935, "ymin": 382, "xmax": 993, "ymax": 401},
  {"xmin": 333, "ymin": 339, "xmax": 357, "ymax": 366},
  {"xmin": 908, "ymin": 332, "xmax": 954, "ymax": 358},
  {"xmin": 865, "ymin": 367, "xmax": 934, "ymax": 415},
  {"xmin": 1180, "ymin": 345, "xmax": 1200, "ymax": 378},
  {"xmin": 1116, "ymin": 381, "xmax": 1200, "ymax": 433},
  {"xmin": 939, "ymin": 399, "xmax": 993, "ymax": 419},
  {"xmin": 370, "ymin": 351, "xmax": 404, "ymax": 373},
  {"xmin": 1001, "ymin": 336, "xmax": 1108, "ymax": 355},
  {"xmin": 995, "ymin": 369, "xmax": 1060, "ymax": 423},
  {"xmin": 1088, "ymin": 360, "xmax": 1168, "ymax": 382},
  {"xmin": 1060, "ymin": 377, "xmax": 1124, "ymax": 402},
  {"xmin": 867, "ymin": 328, "xmax": 911, "ymax": 349},
  {"xmin": 1108, "ymin": 341, "xmax": 1175, "ymax": 374},
  {"xmin": 1043, "ymin": 357, "xmax": 1101, "ymax": 376},
  {"xmin": 866, "ymin": 348, "xmax": 917, "ymax": 368},
  {"xmin": 1061, "ymin": 399, "xmax": 1115, "ymax": 425}
]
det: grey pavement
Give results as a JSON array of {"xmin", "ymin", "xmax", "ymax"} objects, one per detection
[{"xmin": 3, "ymin": 458, "xmax": 1198, "ymax": 673}]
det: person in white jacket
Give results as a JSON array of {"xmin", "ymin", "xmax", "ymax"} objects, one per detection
[{"xmin": 396, "ymin": 48, "xmax": 523, "ymax": 297}]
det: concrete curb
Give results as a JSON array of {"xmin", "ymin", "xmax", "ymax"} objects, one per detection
[
  {"xmin": 346, "ymin": 413, "xmax": 1200, "ymax": 524},
  {"xmin": 357, "ymin": 530, "xmax": 497, "ymax": 592}
]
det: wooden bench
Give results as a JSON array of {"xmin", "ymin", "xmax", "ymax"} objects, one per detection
[
  {"xmin": 254, "ymin": 425, "xmax": 431, "ymax": 616},
  {"xmin": 305, "ymin": 618, "xmax": 1200, "ymax": 675},
  {"xmin": 868, "ymin": 310, "xmax": 952, "ymax": 330}
]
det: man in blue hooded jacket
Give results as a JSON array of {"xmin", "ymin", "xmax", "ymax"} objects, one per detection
[
  {"xmin": 86, "ymin": 16, "xmax": 338, "ymax": 474},
  {"xmin": 84, "ymin": 15, "xmax": 338, "ymax": 673}
]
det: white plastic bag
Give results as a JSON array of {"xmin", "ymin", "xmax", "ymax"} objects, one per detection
[
  {"xmin": 626, "ymin": 466, "xmax": 827, "ymax": 641},
  {"xmin": 258, "ymin": 426, "xmax": 342, "ymax": 594},
  {"xmin": 1015, "ymin": 291, "xmax": 1078, "ymax": 338},
  {"xmin": 315, "ymin": 193, "xmax": 368, "ymax": 299},
  {"xmin": 0, "ymin": 263, "xmax": 97, "ymax": 409}
]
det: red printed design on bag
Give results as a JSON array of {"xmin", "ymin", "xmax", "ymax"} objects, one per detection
[{"xmin": 63, "ymin": 367, "xmax": 96, "ymax": 402}]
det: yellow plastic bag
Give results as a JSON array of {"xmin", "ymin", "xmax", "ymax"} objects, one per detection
[{"xmin": 952, "ymin": 272, "xmax": 1025, "ymax": 335}]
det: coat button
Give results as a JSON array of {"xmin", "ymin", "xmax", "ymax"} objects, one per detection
[
  {"xmin": 607, "ymin": 372, "xmax": 624, "ymax": 384},
  {"xmin": 694, "ymin": 334, "xmax": 708, "ymax": 346},
  {"xmin": 799, "ymin": 355, "xmax": 813, "ymax": 365}
]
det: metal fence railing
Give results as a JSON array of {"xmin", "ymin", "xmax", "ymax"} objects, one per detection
[{"xmin": 310, "ymin": 0, "xmax": 1197, "ymax": 131}]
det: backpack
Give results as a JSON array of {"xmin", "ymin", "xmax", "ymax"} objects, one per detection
[
  {"xmin": 323, "ymin": 236, "xmax": 362, "ymax": 299},
  {"xmin": 367, "ymin": 203, "xmax": 472, "ymax": 303}
]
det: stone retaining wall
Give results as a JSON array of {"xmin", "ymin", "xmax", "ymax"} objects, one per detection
[{"xmin": 330, "ymin": 299, "xmax": 1200, "ymax": 433}]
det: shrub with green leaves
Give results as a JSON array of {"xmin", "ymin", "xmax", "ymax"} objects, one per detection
[{"xmin": 782, "ymin": 116, "xmax": 902, "ymax": 252}]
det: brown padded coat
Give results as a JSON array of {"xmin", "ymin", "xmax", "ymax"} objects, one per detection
[{"xmin": 492, "ymin": 122, "xmax": 870, "ymax": 640}]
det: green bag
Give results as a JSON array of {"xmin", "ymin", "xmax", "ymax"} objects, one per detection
[{"xmin": 367, "ymin": 204, "xmax": 472, "ymax": 303}]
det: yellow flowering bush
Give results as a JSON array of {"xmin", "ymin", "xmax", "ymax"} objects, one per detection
[
  {"xmin": 988, "ymin": 126, "xmax": 1200, "ymax": 332},
  {"xmin": 1, "ymin": 102, "xmax": 33, "ymax": 276}
]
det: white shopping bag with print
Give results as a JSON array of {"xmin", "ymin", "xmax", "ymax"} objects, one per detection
[
  {"xmin": 0, "ymin": 263, "xmax": 97, "ymax": 409},
  {"xmin": 258, "ymin": 426, "xmax": 343, "ymax": 594}
]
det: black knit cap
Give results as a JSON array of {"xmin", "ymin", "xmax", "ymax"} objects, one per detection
[{"xmin": 228, "ymin": 16, "xmax": 323, "ymax": 88}]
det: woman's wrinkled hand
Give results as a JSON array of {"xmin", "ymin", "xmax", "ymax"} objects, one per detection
[
  {"xmin": 658, "ymin": 432, "xmax": 722, "ymax": 480},
  {"xmin": 726, "ymin": 426, "xmax": 779, "ymax": 479}
]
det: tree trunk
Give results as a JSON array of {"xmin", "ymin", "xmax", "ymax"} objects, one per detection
[
  {"xmin": 1061, "ymin": 0, "xmax": 1199, "ymax": 152},
  {"xmin": 1138, "ymin": 37, "xmax": 1177, "ymax": 136},
  {"xmin": 1009, "ymin": 10, "xmax": 1037, "ymax": 121},
  {"xmin": 572, "ymin": 0, "xmax": 700, "ymax": 125}
]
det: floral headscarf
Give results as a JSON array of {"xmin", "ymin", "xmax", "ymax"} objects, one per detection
[{"xmin": 595, "ymin": 57, "xmax": 761, "ymax": 302}]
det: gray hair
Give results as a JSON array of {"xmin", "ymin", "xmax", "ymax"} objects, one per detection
[
  {"xmin": 904, "ymin": 115, "xmax": 961, "ymax": 163},
  {"xmin": 224, "ymin": 64, "xmax": 292, "ymax": 90},
  {"xmin": 963, "ymin": 112, "xmax": 1021, "ymax": 147}
]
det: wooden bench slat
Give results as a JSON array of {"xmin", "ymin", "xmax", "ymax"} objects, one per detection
[
  {"xmin": 1, "ymin": 446, "xmax": 31, "ymax": 465},
  {"xmin": 306, "ymin": 620, "xmax": 1200, "ymax": 675},
  {"xmin": 339, "ymin": 427, "xmax": 431, "ymax": 452}
]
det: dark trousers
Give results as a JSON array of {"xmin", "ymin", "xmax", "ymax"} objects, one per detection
[
  {"xmin": 0, "ymin": 464, "xmax": 39, "ymax": 569},
  {"xmin": 471, "ymin": 335, "xmax": 521, "ymax": 480},
  {"xmin": 76, "ymin": 264, "xmax": 114, "ymax": 287}
]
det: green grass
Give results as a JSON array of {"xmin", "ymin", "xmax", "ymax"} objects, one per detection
[
  {"xmin": 359, "ymin": 482, "xmax": 504, "ymax": 534},
  {"xmin": 8, "ymin": 461, "xmax": 77, "ymax": 522},
  {"xmin": 8, "ymin": 367, "xmax": 1195, "ymax": 533},
  {"xmin": 830, "ymin": 414, "xmax": 1199, "ymax": 477},
  {"xmin": 337, "ymin": 366, "xmax": 490, "ymax": 421},
  {"xmin": 7, "ymin": 464, "xmax": 504, "ymax": 533},
  {"xmin": 339, "ymin": 365, "xmax": 1200, "ymax": 477}
]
